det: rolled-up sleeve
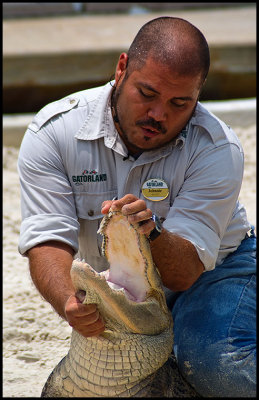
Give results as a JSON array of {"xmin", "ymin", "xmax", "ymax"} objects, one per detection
[
  {"xmin": 163, "ymin": 142, "xmax": 244, "ymax": 270},
  {"xmin": 18, "ymin": 125, "xmax": 79, "ymax": 255}
]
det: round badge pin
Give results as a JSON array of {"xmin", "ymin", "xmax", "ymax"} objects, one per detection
[{"xmin": 142, "ymin": 178, "xmax": 169, "ymax": 201}]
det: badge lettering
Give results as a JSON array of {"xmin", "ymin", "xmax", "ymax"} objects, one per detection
[
  {"xmin": 142, "ymin": 178, "xmax": 169, "ymax": 201},
  {"xmin": 72, "ymin": 171, "xmax": 107, "ymax": 185}
]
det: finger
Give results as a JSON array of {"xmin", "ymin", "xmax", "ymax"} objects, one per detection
[
  {"xmin": 80, "ymin": 325, "xmax": 106, "ymax": 338},
  {"xmin": 76, "ymin": 310, "xmax": 101, "ymax": 326},
  {"xmin": 121, "ymin": 199, "xmax": 148, "ymax": 215},
  {"xmin": 110, "ymin": 194, "xmax": 138, "ymax": 211},
  {"xmin": 101, "ymin": 200, "xmax": 113, "ymax": 214},
  {"xmin": 68, "ymin": 309, "xmax": 104, "ymax": 329},
  {"xmin": 127, "ymin": 208, "xmax": 153, "ymax": 224},
  {"xmin": 66, "ymin": 300, "xmax": 98, "ymax": 318},
  {"xmin": 75, "ymin": 315, "xmax": 105, "ymax": 336},
  {"xmin": 76, "ymin": 303, "xmax": 98, "ymax": 316}
]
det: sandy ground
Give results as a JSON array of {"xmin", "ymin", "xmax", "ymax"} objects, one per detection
[{"xmin": 3, "ymin": 123, "xmax": 256, "ymax": 397}]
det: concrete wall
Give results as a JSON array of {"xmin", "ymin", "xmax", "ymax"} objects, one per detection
[
  {"xmin": 3, "ymin": 3, "xmax": 251, "ymax": 18},
  {"xmin": 3, "ymin": 5, "xmax": 256, "ymax": 113}
]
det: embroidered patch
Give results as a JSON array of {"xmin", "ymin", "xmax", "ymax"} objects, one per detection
[{"xmin": 72, "ymin": 169, "xmax": 107, "ymax": 185}]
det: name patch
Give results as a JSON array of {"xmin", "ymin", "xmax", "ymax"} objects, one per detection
[{"xmin": 142, "ymin": 178, "xmax": 169, "ymax": 201}]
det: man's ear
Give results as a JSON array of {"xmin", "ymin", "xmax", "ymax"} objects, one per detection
[{"xmin": 115, "ymin": 53, "xmax": 129, "ymax": 84}]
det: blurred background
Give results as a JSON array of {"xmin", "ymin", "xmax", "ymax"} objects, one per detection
[
  {"xmin": 3, "ymin": 4, "xmax": 256, "ymax": 108},
  {"xmin": 3, "ymin": 2, "xmax": 256, "ymax": 147},
  {"xmin": 3, "ymin": 2, "xmax": 256, "ymax": 145}
]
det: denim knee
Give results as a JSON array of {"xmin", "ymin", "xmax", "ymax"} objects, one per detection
[
  {"xmin": 174, "ymin": 337, "xmax": 256, "ymax": 397},
  {"xmin": 171, "ymin": 239, "xmax": 256, "ymax": 398}
]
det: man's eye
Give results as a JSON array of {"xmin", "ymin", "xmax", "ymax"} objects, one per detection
[
  {"xmin": 139, "ymin": 89, "xmax": 154, "ymax": 98},
  {"xmin": 171, "ymin": 102, "xmax": 185, "ymax": 108}
]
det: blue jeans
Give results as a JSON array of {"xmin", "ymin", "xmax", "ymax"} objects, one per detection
[{"xmin": 168, "ymin": 229, "xmax": 256, "ymax": 397}]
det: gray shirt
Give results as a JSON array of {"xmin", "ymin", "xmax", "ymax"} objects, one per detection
[{"xmin": 18, "ymin": 82, "xmax": 251, "ymax": 272}]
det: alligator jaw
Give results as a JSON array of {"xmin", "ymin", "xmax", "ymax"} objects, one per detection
[{"xmin": 71, "ymin": 210, "xmax": 172, "ymax": 335}]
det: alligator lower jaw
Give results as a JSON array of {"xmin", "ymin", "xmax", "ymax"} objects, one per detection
[{"xmin": 71, "ymin": 259, "xmax": 171, "ymax": 335}]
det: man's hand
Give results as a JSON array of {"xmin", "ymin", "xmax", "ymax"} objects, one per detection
[
  {"xmin": 101, "ymin": 194, "xmax": 155, "ymax": 236},
  {"xmin": 65, "ymin": 294, "xmax": 105, "ymax": 338},
  {"xmin": 28, "ymin": 241, "xmax": 106, "ymax": 338}
]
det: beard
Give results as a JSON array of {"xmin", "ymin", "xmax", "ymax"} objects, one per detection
[{"xmin": 111, "ymin": 79, "xmax": 198, "ymax": 154}]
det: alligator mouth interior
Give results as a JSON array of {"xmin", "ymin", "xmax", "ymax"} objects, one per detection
[
  {"xmin": 74, "ymin": 212, "xmax": 157, "ymax": 304},
  {"xmin": 99, "ymin": 213, "xmax": 152, "ymax": 303},
  {"xmin": 94, "ymin": 266, "xmax": 148, "ymax": 303},
  {"xmin": 77, "ymin": 247, "xmax": 151, "ymax": 304},
  {"xmin": 75, "ymin": 263, "xmax": 146, "ymax": 303}
]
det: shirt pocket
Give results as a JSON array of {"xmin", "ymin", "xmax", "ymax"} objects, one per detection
[{"xmin": 75, "ymin": 190, "xmax": 117, "ymax": 258}]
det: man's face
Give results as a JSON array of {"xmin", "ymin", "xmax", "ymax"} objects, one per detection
[{"xmin": 112, "ymin": 54, "xmax": 201, "ymax": 155}]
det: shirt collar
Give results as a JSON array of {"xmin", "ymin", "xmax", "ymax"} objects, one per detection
[
  {"xmin": 171, "ymin": 122, "xmax": 190, "ymax": 149},
  {"xmin": 75, "ymin": 81, "xmax": 129, "ymax": 157}
]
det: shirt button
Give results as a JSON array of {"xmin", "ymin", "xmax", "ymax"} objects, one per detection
[
  {"xmin": 88, "ymin": 210, "xmax": 94, "ymax": 216},
  {"xmin": 69, "ymin": 99, "xmax": 76, "ymax": 104}
]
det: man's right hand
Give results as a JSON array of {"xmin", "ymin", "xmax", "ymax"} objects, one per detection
[
  {"xmin": 64, "ymin": 294, "xmax": 105, "ymax": 337},
  {"xmin": 28, "ymin": 241, "xmax": 106, "ymax": 338}
]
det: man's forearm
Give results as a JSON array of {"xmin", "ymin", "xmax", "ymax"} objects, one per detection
[
  {"xmin": 150, "ymin": 228, "xmax": 204, "ymax": 291},
  {"xmin": 27, "ymin": 241, "xmax": 75, "ymax": 319}
]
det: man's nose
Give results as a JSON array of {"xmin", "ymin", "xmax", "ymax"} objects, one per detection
[{"xmin": 147, "ymin": 104, "xmax": 167, "ymax": 122}]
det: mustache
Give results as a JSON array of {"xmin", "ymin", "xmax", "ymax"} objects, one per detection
[{"xmin": 136, "ymin": 118, "xmax": 167, "ymax": 134}]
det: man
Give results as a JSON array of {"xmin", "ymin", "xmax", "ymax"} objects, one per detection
[{"xmin": 18, "ymin": 17, "xmax": 256, "ymax": 397}]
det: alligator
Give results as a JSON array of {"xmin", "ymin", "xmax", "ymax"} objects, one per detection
[{"xmin": 41, "ymin": 210, "xmax": 199, "ymax": 397}]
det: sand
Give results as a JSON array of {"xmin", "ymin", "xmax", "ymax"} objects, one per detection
[{"xmin": 3, "ymin": 123, "xmax": 256, "ymax": 397}]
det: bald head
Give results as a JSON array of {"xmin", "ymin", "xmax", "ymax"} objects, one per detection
[{"xmin": 127, "ymin": 17, "xmax": 210, "ymax": 87}]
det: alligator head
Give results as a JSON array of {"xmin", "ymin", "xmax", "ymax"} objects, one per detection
[
  {"xmin": 71, "ymin": 210, "xmax": 173, "ymax": 336},
  {"xmin": 41, "ymin": 210, "xmax": 180, "ymax": 397}
]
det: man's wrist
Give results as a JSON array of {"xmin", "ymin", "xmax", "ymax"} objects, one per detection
[{"xmin": 148, "ymin": 214, "xmax": 163, "ymax": 241}]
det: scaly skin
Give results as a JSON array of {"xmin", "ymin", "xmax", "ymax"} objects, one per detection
[{"xmin": 41, "ymin": 211, "xmax": 199, "ymax": 397}]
